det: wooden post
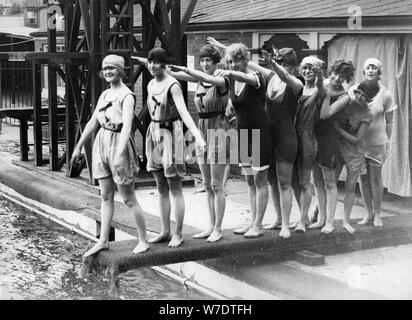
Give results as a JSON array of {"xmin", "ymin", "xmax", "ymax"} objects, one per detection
[
  {"xmin": 65, "ymin": 0, "xmax": 76, "ymax": 174},
  {"xmin": 19, "ymin": 118, "xmax": 28, "ymax": 161},
  {"xmin": 32, "ymin": 62, "xmax": 43, "ymax": 166},
  {"xmin": 47, "ymin": 9, "xmax": 59, "ymax": 171}
]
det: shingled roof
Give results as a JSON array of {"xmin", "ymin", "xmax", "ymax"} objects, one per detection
[{"xmin": 133, "ymin": 0, "xmax": 412, "ymax": 27}]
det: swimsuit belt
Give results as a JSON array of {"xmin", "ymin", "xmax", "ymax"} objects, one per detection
[
  {"xmin": 151, "ymin": 116, "xmax": 181, "ymax": 129},
  {"xmin": 198, "ymin": 111, "xmax": 225, "ymax": 119},
  {"xmin": 101, "ymin": 124, "xmax": 122, "ymax": 132}
]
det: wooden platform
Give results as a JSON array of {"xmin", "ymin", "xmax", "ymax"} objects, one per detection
[{"xmin": 94, "ymin": 214, "xmax": 412, "ymax": 273}]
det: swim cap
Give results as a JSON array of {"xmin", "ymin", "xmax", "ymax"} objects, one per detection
[{"xmin": 102, "ymin": 54, "xmax": 125, "ymax": 71}]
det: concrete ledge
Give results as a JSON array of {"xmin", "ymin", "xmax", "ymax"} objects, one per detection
[
  {"xmin": 0, "ymin": 159, "xmax": 200, "ymax": 237},
  {"xmin": 12, "ymin": 160, "xmax": 195, "ymax": 192},
  {"xmin": 95, "ymin": 215, "xmax": 412, "ymax": 273}
]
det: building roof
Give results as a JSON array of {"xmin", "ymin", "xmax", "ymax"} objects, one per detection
[{"xmin": 133, "ymin": 0, "xmax": 412, "ymax": 27}]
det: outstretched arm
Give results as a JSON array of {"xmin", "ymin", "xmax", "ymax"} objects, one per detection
[
  {"xmin": 131, "ymin": 56, "xmax": 147, "ymax": 66},
  {"xmin": 270, "ymin": 59, "xmax": 303, "ymax": 93},
  {"xmin": 248, "ymin": 60, "xmax": 272, "ymax": 78},
  {"xmin": 167, "ymin": 67, "xmax": 198, "ymax": 82},
  {"xmin": 334, "ymin": 121, "xmax": 371, "ymax": 144},
  {"xmin": 169, "ymin": 65, "xmax": 227, "ymax": 88},
  {"xmin": 217, "ymin": 69, "xmax": 259, "ymax": 87},
  {"xmin": 206, "ymin": 36, "xmax": 228, "ymax": 50},
  {"xmin": 320, "ymin": 92, "xmax": 350, "ymax": 119}
]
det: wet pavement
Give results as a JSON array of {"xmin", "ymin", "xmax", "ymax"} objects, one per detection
[{"xmin": 0, "ymin": 198, "xmax": 209, "ymax": 300}]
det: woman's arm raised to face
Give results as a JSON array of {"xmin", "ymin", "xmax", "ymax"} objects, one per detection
[
  {"xmin": 270, "ymin": 59, "xmax": 303, "ymax": 93},
  {"xmin": 320, "ymin": 92, "xmax": 350, "ymax": 119}
]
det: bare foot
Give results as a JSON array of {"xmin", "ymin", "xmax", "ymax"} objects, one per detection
[
  {"xmin": 132, "ymin": 241, "xmax": 149, "ymax": 254},
  {"xmin": 279, "ymin": 227, "xmax": 291, "ymax": 239},
  {"xmin": 263, "ymin": 221, "xmax": 282, "ymax": 230},
  {"xmin": 207, "ymin": 230, "xmax": 223, "ymax": 243},
  {"xmin": 373, "ymin": 215, "xmax": 383, "ymax": 227},
  {"xmin": 83, "ymin": 242, "xmax": 109, "ymax": 258},
  {"xmin": 343, "ymin": 221, "xmax": 355, "ymax": 233},
  {"xmin": 295, "ymin": 222, "xmax": 307, "ymax": 233},
  {"xmin": 193, "ymin": 230, "xmax": 212, "ymax": 239},
  {"xmin": 358, "ymin": 216, "xmax": 373, "ymax": 225},
  {"xmin": 321, "ymin": 223, "xmax": 335, "ymax": 234},
  {"xmin": 289, "ymin": 221, "xmax": 298, "ymax": 229},
  {"xmin": 308, "ymin": 221, "xmax": 325, "ymax": 230},
  {"xmin": 168, "ymin": 234, "xmax": 184, "ymax": 247},
  {"xmin": 148, "ymin": 233, "xmax": 171, "ymax": 244},
  {"xmin": 243, "ymin": 228, "xmax": 264, "ymax": 238},
  {"xmin": 234, "ymin": 224, "xmax": 250, "ymax": 235}
]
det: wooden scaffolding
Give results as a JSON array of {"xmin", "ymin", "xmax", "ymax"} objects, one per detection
[{"xmin": 25, "ymin": 0, "xmax": 197, "ymax": 184}]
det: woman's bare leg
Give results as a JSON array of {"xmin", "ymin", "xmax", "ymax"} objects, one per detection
[
  {"xmin": 311, "ymin": 164, "xmax": 327, "ymax": 229},
  {"xmin": 167, "ymin": 176, "xmax": 185, "ymax": 247},
  {"xmin": 193, "ymin": 163, "xmax": 214, "ymax": 239},
  {"xmin": 149, "ymin": 170, "xmax": 172, "ymax": 243},
  {"xmin": 117, "ymin": 183, "xmax": 149, "ymax": 254},
  {"xmin": 342, "ymin": 173, "xmax": 358, "ymax": 233},
  {"xmin": 295, "ymin": 167, "xmax": 312, "ymax": 233},
  {"xmin": 244, "ymin": 169, "xmax": 268, "ymax": 238},
  {"xmin": 359, "ymin": 162, "xmax": 374, "ymax": 225},
  {"xmin": 235, "ymin": 172, "xmax": 256, "ymax": 234},
  {"xmin": 84, "ymin": 177, "xmax": 114, "ymax": 257},
  {"xmin": 369, "ymin": 165, "xmax": 384, "ymax": 227},
  {"xmin": 207, "ymin": 163, "xmax": 227, "ymax": 242}
]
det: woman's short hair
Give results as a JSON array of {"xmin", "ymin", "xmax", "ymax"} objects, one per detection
[
  {"xmin": 199, "ymin": 45, "xmax": 222, "ymax": 64},
  {"xmin": 147, "ymin": 47, "xmax": 169, "ymax": 67},
  {"xmin": 225, "ymin": 43, "xmax": 250, "ymax": 63},
  {"xmin": 329, "ymin": 59, "xmax": 355, "ymax": 83}
]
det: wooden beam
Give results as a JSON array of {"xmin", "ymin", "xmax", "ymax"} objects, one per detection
[
  {"xmin": 139, "ymin": 0, "xmax": 168, "ymax": 46},
  {"xmin": 25, "ymin": 52, "xmax": 89, "ymax": 64},
  {"xmin": 47, "ymin": 10, "xmax": 59, "ymax": 171},
  {"xmin": 78, "ymin": 0, "xmax": 92, "ymax": 50},
  {"xmin": 93, "ymin": 215, "xmax": 412, "ymax": 273},
  {"xmin": 69, "ymin": 0, "xmax": 82, "ymax": 52},
  {"xmin": 157, "ymin": 0, "xmax": 171, "ymax": 38},
  {"xmin": 180, "ymin": 0, "xmax": 197, "ymax": 39}
]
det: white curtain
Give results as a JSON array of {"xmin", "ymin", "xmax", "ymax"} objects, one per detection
[{"xmin": 328, "ymin": 35, "xmax": 412, "ymax": 196}]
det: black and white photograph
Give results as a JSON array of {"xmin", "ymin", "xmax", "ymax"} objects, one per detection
[{"xmin": 0, "ymin": 0, "xmax": 412, "ymax": 306}]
